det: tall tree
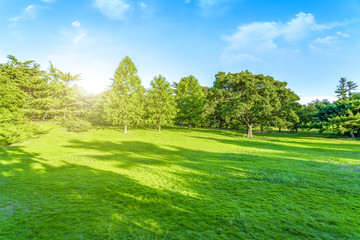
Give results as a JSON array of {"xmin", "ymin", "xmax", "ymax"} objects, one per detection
[
  {"xmin": 335, "ymin": 78, "xmax": 358, "ymax": 100},
  {"xmin": 271, "ymin": 81, "xmax": 300, "ymax": 132},
  {"xmin": 146, "ymin": 75, "xmax": 177, "ymax": 132},
  {"xmin": 174, "ymin": 75, "xmax": 205, "ymax": 128},
  {"xmin": 104, "ymin": 56, "xmax": 144, "ymax": 133},
  {"xmin": 335, "ymin": 78, "xmax": 348, "ymax": 100},
  {"xmin": 214, "ymin": 71, "xmax": 285, "ymax": 137},
  {"xmin": 347, "ymin": 81, "xmax": 358, "ymax": 99}
]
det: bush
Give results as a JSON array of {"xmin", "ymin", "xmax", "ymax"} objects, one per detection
[
  {"xmin": 61, "ymin": 117, "xmax": 92, "ymax": 132},
  {"xmin": 0, "ymin": 122, "xmax": 45, "ymax": 145}
]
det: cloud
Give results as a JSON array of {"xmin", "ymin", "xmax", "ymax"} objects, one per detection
[
  {"xmin": 184, "ymin": 0, "xmax": 191, "ymax": 3},
  {"xmin": 309, "ymin": 31, "xmax": 350, "ymax": 50},
  {"xmin": 221, "ymin": 12, "xmax": 348, "ymax": 61},
  {"xmin": 336, "ymin": 31, "xmax": 350, "ymax": 38},
  {"xmin": 62, "ymin": 22, "xmax": 87, "ymax": 44},
  {"xmin": 9, "ymin": 4, "xmax": 37, "ymax": 26},
  {"xmin": 93, "ymin": 0, "xmax": 131, "ymax": 20},
  {"xmin": 223, "ymin": 12, "xmax": 337, "ymax": 53},
  {"xmin": 137, "ymin": 1, "xmax": 147, "ymax": 9},
  {"xmin": 72, "ymin": 21, "xmax": 81, "ymax": 27}
]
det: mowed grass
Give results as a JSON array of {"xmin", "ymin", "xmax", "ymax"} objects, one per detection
[{"xmin": 1, "ymin": 125, "xmax": 359, "ymax": 239}]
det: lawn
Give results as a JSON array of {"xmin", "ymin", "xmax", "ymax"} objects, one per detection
[{"xmin": 1, "ymin": 124, "xmax": 359, "ymax": 239}]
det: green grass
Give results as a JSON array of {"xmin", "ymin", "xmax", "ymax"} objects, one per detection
[{"xmin": 1, "ymin": 124, "xmax": 359, "ymax": 239}]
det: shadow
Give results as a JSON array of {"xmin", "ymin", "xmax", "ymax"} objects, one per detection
[{"xmin": 1, "ymin": 133, "xmax": 360, "ymax": 239}]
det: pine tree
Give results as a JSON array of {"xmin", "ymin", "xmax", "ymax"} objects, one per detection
[
  {"xmin": 104, "ymin": 56, "xmax": 144, "ymax": 133},
  {"xmin": 146, "ymin": 75, "xmax": 177, "ymax": 132}
]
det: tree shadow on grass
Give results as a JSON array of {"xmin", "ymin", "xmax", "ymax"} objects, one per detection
[{"xmin": 1, "ymin": 137, "xmax": 360, "ymax": 239}]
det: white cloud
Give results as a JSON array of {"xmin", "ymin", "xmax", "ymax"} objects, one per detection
[
  {"xmin": 184, "ymin": 0, "xmax": 191, "ymax": 3},
  {"xmin": 72, "ymin": 21, "xmax": 81, "ymax": 27},
  {"xmin": 223, "ymin": 12, "xmax": 335, "ymax": 53},
  {"xmin": 93, "ymin": 0, "xmax": 131, "ymax": 20},
  {"xmin": 137, "ymin": 1, "xmax": 147, "ymax": 9},
  {"xmin": 336, "ymin": 31, "xmax": 350, "ymax": 38},
  {"xmin": 9, "ymin": 4, "xmax": 37, "ymax": 26},
  {"xmin": 309, "ymin": 31, "xmax": 350, "ymax": 50},
  {"xmin": 222, "ymin": 12, "xmax": 348, "ymax": 61},
  {"xmin": 223, "ymin": 21, "xmax": 279, "ymax": 52}
]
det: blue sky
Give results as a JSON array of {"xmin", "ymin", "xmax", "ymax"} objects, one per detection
[{"xmin": 1, "ymin": 0, "xmax": 360, "ymax": 103}]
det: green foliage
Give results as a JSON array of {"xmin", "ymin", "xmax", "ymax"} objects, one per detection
[
  {"xmin": 174, "ymin": 75, "xmax": 205, "ymax": 128},
  {"xmin": 292, "ymin": 102, "xmax": 318, "ymax": 131},
  {"xmin": 61, "ymin": 116, "xmax": 92, "ymax": 132},
  {"xmin": 146, "ymin": 75, "xmax": 177, "ymax": 131},
  {"xmin": 335, "ymin": 77, "xmax": 358, "ymax": 100},
  {"xmin": 104, "ymin": 56, "xmax": 145, "ymax": 133},
  {"xmin": 0, "ymin": 122, "xmax": 44, "ymax": 145},
  {"xmin": 313, "ymin": 99, "xmax": 360, "ymax": 138},
  {"xmin": 214, "ymin": 71, "xmax": 295, "ymax": 137}
]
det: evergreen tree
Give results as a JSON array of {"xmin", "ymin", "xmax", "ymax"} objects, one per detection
[
  {"xmin": 174, "ymin": 75, "xmax": 205, "ymax": 128},
  {"xmin": 347, "ymin": 81, "xmax": 358, "ymax": 99},
  {"xmin": 146, "ymin": 75, "xmax": 177, "ymax": 131},
  {"xmin": 104, "ymin": 56, "xmax": 144, "ymax": 133},
  {"xmin": 335, "ymin": 78, "xmax": 347, "ymax": 100}
]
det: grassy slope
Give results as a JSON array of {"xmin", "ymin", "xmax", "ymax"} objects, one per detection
[{"xmin": 0, "ymin": 125, "xmax": 359, "ymax": 239}]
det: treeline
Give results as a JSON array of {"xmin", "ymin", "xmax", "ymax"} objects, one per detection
[{"xmin": 0, "ymin": 55, "xmax": 359, "ymax": 144}]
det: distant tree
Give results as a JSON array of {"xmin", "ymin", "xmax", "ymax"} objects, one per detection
[
  {"xmin": 146, "ymin": 75, "xmax": 177, "ymax": 132},
  {"xmin": 271, "ymin": 81, "xmax": 300, "ymax": 132},
  {"xmin": 214, "ymin": 71, "xmax": 281, "ymax": 137},
  {"xmin": 335, "ymin": 78, "xmax": 358, "ymax": 100},
  {"xmin": 104, "ymin": 56, "xmax": 144, "ymax": 133},
  {"xmin": 202, "ymin": 88, "xmax": 227, "ymax": 129},
  {"xmin": 313, "ymin": 99, "xmax": 360, "ymax": 138},
  {"xmin": 174, "ymin": 75, "xmax": 205, "ymax": 128},
  {"xmin": 291, "ymin": 102, "xmax": 318, "ymax": 132},
  {"xmin": 347, "ymin": 81, "xmax": 358, "ymax": 99},
  {"xmin": 335, "ymin": 78, "xmax": 348, "ymax": 100}
]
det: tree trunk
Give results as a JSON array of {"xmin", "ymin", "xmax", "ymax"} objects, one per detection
[
  {"xmin": 158, "ymin": 124, "xmax": 161, "ymax": 132},
  {"xmin": 350, "ymin": 129, "xmax": 355, "ymax": 139},
  {"xmin": 279, "ymin": 127, "xmax": 281, "ymax": 133},
  {"xmin": 295, "ymin": 128, "xmax": 298, "ymax": 133},
  {"xmin": 188, "ymin": 124, "xmax": 191, "ymax": 129},
  {"xmin": 124, "ymin": 123, "xmax": 127, "ymax": 134},
  {"xmin": 247, "ymin": 124, "xmax": 253, "ymax": 138}
]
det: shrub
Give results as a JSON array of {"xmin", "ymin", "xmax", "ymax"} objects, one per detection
[
  {"xmin": 61, "ymin": 117, "xmax": 92, "ymax": 132},
  {"xmin": 0, "ymin": 122, "xmax": 45, "ymax": 145}
]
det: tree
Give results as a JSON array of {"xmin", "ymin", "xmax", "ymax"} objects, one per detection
[
  {"xmin": 146, "ymin": 75, "xmax": 177, "ymax": 132},
  {"xmin": 347, "ymin": 81, "xmax": 358, "ymax": 99},
  {"xmin": 0, "ymin": 55, "xmax": 50, "ymax": 120},
  {"xmin": 104, "ymin": 56, "xmax": 144, "ymax": 133},
  {"xmin": 214, "ymin": 71, "xmax": 285, "ymax": 138},
  {"xmin": 174, "ymin": 75, "xmax": 205, "ymax": 128},
  {"xmin": 335, "ymin": 78, "xmax": 358, "ymax": 100},
  {"xmin": 271, "ymin": 81, "xmax": 300, "ymax": 132}
]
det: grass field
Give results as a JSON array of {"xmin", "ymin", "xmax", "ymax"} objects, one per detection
[{"xmin": 1, "ymin": 124, "xmax": 359, "ymax": 239}]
